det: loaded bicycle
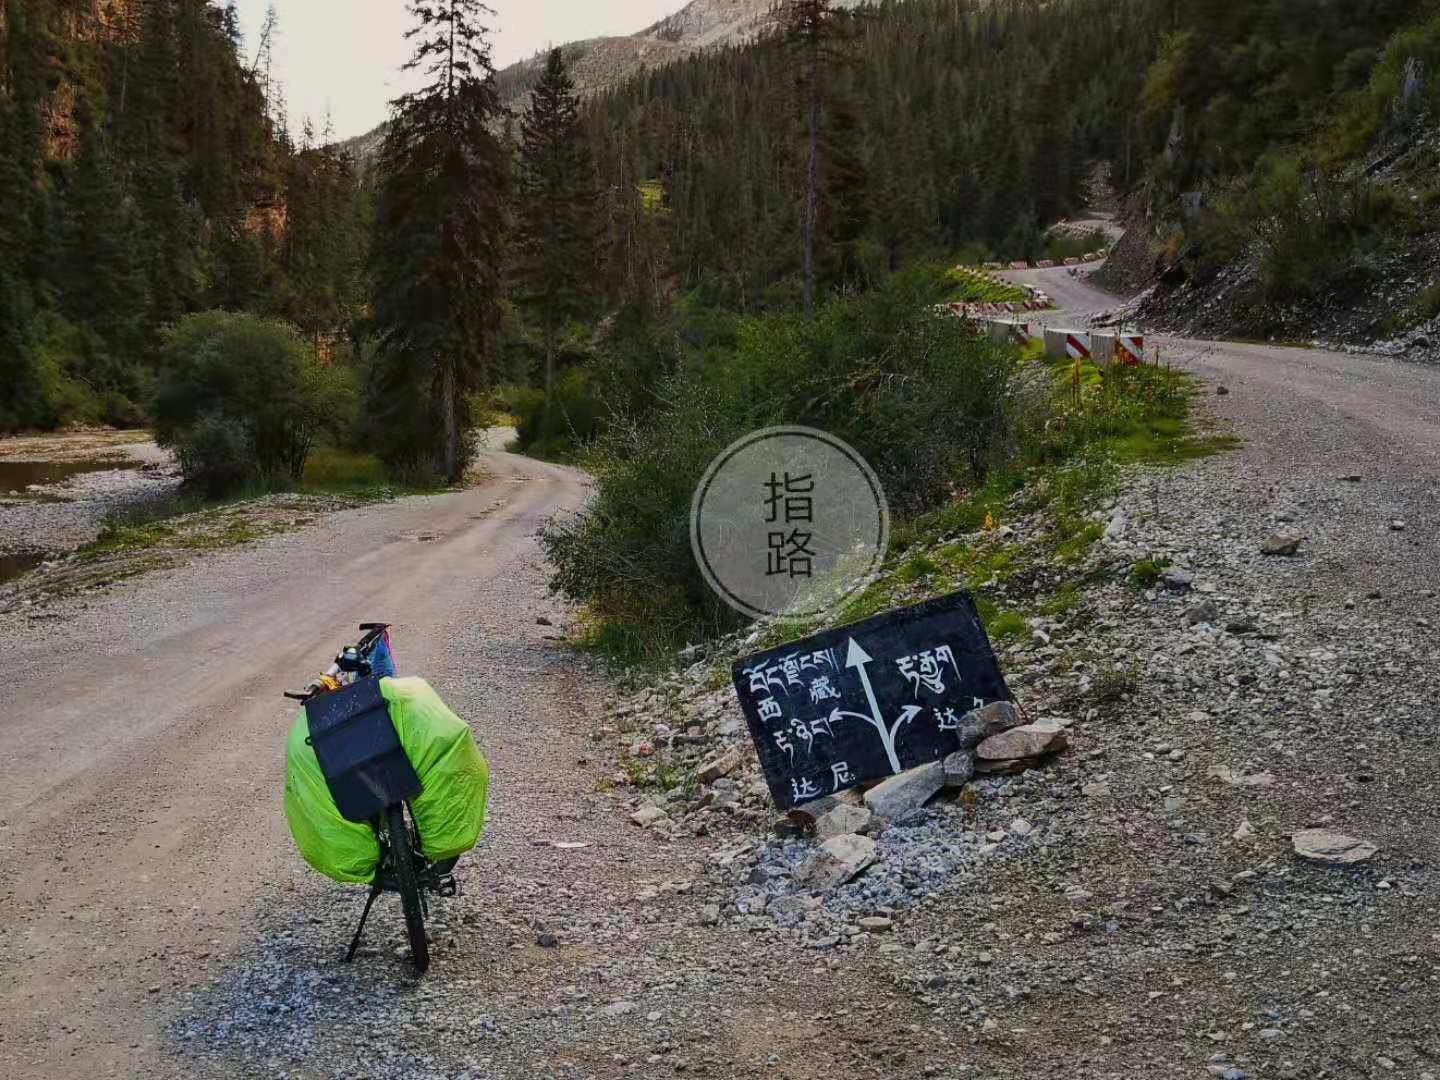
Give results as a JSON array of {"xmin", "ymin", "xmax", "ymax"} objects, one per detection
[{"xmin": 283, "ymin": 624, "xmax": 488, "ymax": 974}]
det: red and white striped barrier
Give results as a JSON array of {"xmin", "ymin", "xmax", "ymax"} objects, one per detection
[
  {"xmin": 1010, "ymin": 260, "xmax": 1030, "ymax": 270},
  {"xmin": 1065, "ymin": 332, "xmax": 1091, "ymax": 360},
  {"xmin": 1063, "ymin": 257, "xmax": 1081, "ymax": 266},
  {"xmin": 1036, "ymin": 260, "xmax": 1056, "ymax": 269},
  {"xmin": 1116, "ymin": 335, "xmax": 1145, "ymax": 365}
]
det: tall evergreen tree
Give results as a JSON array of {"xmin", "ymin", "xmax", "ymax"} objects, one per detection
[
  {"xmin": 62, "ymin": 122, "xmax": 147, "ymax": 368},
  {"xmin": 368, "ymin": 0, "xmax": 509, "ymax": 482},
  {"xmin": 517, "ymin": 47, "xmax": 598, "ymax": 396},
  {"xmin": 780, "ymin": 0, "xmax": 833, "ymax": 314}
]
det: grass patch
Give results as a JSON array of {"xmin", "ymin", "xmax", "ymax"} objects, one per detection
[
  {"xmin": 943, "ymin": 265, "xmax": 1029, "ymax": 305},
  {"xmin": 1129, "ymin": 557, "xmax": 1172, "ymax": 589},
  {"xmin": 975, "ymin": 597, "xmax": 1028, "ymax": 642},
  {"xmin": 1090, "ymin": 664, "xmax": 1139, "ymax": 703},
  {"xmin": 300, "ymin": 447, "xmax": 451, "ymax": 499}
]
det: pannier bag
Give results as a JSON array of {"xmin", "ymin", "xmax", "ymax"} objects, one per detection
[{"xmin": 283, "ymin": 677, "xmax": 490, "ymax": 884}]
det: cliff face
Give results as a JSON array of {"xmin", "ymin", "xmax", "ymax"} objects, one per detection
[{"xmin": 28, "ymin": 0, "xmax": 139, "ymax": 160}]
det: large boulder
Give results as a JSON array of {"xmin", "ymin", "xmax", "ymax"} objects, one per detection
[
  {"xmin": 795, "ymin": 833, "xmax": 879, "ymax": 890},
  {"xmin": 863, "ymin": 761, "xmax": 944, "ymax": 820}
]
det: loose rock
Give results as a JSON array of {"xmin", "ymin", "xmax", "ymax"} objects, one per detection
[
  {"xmin": 976, "ymin": 724, "xmax": 1069, "ymax": 761},
  {"xmin": 1261, "ymin": 534, "xmax": 1302, "ymax": 556},
  {"xmin": 1292, "ymin": 829, "xmax": 1377, "ymax": 865},
  {"xmin": 942, "ymin": 750, "xmax": 975, "ymax": 789},
  {"xmin": 863, "ymin": 761, "xmax": 944, "ymax": 820},
  {"xmin": 794, "ymin": 833, "xmax": 879, "ymax": 890}
]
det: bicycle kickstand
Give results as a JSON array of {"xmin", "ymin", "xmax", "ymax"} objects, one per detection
[{"xmin": 344, "ymin": 885, "xmax": 384, "ymax": 963}]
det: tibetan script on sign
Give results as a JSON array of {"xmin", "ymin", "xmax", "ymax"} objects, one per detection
[{"xmin": 731, "ymin": 591, "xmax": 1011, "ymax": 809}]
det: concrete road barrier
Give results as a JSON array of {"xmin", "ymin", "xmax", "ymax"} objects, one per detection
[
  {"xmin": 1116, "ymin": 335, "xmax": 1145, "ymax": 365},
  {"xmin": 1090, "ymin": 332, "xmax": 1116, "ymax": 365},
  {"xmin": 1045, "ymin": 329, "xmax": 1096, "ymax": 361}
]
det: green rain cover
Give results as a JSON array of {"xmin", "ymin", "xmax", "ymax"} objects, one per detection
[{"xmin": 283, "ymin": 676, "xmax": 490, "ymax": 885}]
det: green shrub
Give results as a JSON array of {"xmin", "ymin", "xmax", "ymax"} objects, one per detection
[
  {"xmin": 542, "ymin": 275, "xmax": 1031, "ymax": 649},
  {"xmin": 509, "ymin": 370, "xmax": 605, "ymax": 459},
  {"xmin": 1321, "ymin": 13, "xmax": 1440, "ymax": 167},
  {"xmin": 153, "ymin": 312, "xmax": 349, "ymax": 496},
  {"xmin": 1044, "ymin": 231, "xmax": 1103, "ymax": 264}
]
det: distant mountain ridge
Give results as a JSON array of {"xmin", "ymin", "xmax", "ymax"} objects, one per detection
[
  {"xmin": 497, "ymin": 0, "xmax": 780, "ymax": 102},
  {"xmin": 341, "ymin": 0, "xmax": 786, "ymax": 160}
]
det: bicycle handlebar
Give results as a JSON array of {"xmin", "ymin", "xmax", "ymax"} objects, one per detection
[{"xmin": 284, "ymin": 623, "xmax": 392, "ymax": 703}]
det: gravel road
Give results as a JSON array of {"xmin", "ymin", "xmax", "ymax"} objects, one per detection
[
  {"xmin": 1009, "ymin": 264, "xmax": 1440, "ymax": 604},
  {"xmin": 0, "ymin": 444, "xmax": 967, "ymax": 1080},
  {"xmin": 0, "ymin": 446, "xmax": 601, "ymax": 1078}
]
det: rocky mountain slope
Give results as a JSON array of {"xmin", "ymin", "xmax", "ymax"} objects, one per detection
[
  {"xmin": 495, "ymin": 0, "xmax": 786, "ymax": 102},
  {"xmin": 342, "ymin": 0, "xmax": 851, "ymax": 158}
]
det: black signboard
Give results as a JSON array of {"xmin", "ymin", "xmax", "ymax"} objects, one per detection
[{"xmin": 732, "ymin": 590, "xmax": 1011, "ymax": 809}]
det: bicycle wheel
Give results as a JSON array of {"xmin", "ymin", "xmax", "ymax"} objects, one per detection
[{"xmin": 385, "ymin": 803, "xmax": 430, "ymax": 973}]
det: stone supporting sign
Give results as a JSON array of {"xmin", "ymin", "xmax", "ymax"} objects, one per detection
[{"xmin": 731, "ymin": 591, "xmax": 1011, "ymax": 810}]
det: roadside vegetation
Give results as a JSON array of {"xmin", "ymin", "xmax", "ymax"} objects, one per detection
[
  {"xmin": 539, "ymin": 271, "xmax": 1230, "ymax": 667},
  {"xmin": 941, "ymin": 266, "xmax": 1030, "ymax": 305},
  {"xmin": 1145, "ymin": 3, "xmax": 1440, "ymax": 311}
]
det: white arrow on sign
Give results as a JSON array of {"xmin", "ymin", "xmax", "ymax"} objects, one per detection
[{"xmin": 837, "ymin": 637, "xmax": 921, "ymax": 774}]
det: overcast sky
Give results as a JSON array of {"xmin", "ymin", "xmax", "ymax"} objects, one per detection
[{"xmin": 233, "ymin": 1, "xmax": 681, "ymax": 140}]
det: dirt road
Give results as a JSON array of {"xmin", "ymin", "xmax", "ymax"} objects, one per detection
[
  {"xmin": 1007, "ymin": 264, "xmax": 1440, "ymax": 599},
  {"xmin": 0, "ymin": 445, "xmax": 589, "ymax": 1078}
]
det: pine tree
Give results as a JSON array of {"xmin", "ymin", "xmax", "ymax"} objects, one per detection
[
  {"xmin": 0, "ymin": 0, "xmax": 50, "ymax": 427},
  {"xmin": 517, "ymin": 47, "xmax": 598, "ymax": 396},
  {"xmin": 369, "ymin": 0, "xmax": 510, "ymax": 482},
  {"xmin": 62, "ymin": 123, "xmax": 147, "ymax": 366},
  {"xmin": 780, "ymin": 0, "xmax": 830, "ymax": 314}
]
